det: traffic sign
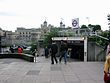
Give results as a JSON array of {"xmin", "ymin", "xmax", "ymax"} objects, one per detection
[
  {"xmin": 72, "ymin": 18, "xmax": 79, "ymax": 28},
  {"xmin": 72, "ymin": 20, "xmax": 78, "ymax": 27}
]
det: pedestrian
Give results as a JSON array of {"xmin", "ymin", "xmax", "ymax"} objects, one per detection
[
  {"xmin": 104, "ymin": 53, "xmax": 110, "ymax": 83},
  {"xmin": 32, "ymin": 49, "xmax": 37, "ymax": 62},
  {"xmin": 45, "ymin": 46, "xmax": 49, "ymax": 58},
  {"xmin": 106, "ymin": 38, "xmax": 110, "ymax": 56},
  {"xmin": 17, "ymin": 46, "xmax": 23, "ymax": 54},
  {"xmin": 32, "ymin": 49, "xmax": 37, "ymax": 57},
  {"xmin": 9, "ymin": 46, "xmax": 14, "ymax": 53},
  {"xmin": 59, "ymin": 40, "xmax": 68, "ymax": 64},
  {"xmin": 50, "ymin": 41, "xmax": 58, "ymax": 64}
]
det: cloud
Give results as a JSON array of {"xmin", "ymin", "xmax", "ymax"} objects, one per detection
[
  {"xmin": 0, "ymin": 12, "xmax": 19, "ymax": 16},
  {"xmin": 0, "ymin": 0, "xmax": 109, "ymax": 31}
]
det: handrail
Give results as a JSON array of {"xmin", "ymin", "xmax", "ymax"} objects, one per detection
[{"xmin": 90, "ymin": 33, "xmax": 109, "ymax": 40}]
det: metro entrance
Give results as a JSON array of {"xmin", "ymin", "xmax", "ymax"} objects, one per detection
[
  {"xmin": 68, "ymin": 41, "xmax": 84, "ymax": 61},
  {"xmin": 52, "ymin": 37, "xmax": 87, "ymax": 62}
]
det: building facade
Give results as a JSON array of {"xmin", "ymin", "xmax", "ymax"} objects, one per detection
[
  {"xmin": 14, "ymin": 27, "xmax": 41, "ymax": 45},
  {"xmin": 0, "ymin": 20, "xmax": 102, "ymax": 46},
  {"xmin": 40, "ymin": 21, "xmax": 53, "ymax": 39}
]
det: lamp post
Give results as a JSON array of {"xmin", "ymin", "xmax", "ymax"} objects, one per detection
[
  {"xmin": 107, "ymin": 14, "xmax": 110, "ymax": 31},
  {"xmin": 107, "ymin": 14, "xmax": 110, "ymax": 38},
  {"xmin": 86, "ymin": 17, "xmax": 89, "ymax": 25}
]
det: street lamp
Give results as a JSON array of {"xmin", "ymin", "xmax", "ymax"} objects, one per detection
[
  {"xmin": 107, "ymin": 14, "xmax": 110, "ymax": 30},
  {"xmin": 86, "ymin": 17, "xmax": 90, "ymax": 27}
]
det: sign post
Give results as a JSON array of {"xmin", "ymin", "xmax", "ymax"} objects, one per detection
[
  {"xmin": 72, "ymin": 18, "xmax": 80, "ymax": 35},
  {"xmin": 72, "ymin": 18, "xmax": 79, "ymax": 28}
]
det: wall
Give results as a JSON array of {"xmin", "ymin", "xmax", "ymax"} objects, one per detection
[{"xmin": 87, "ymin": 42, "xmax": 106, "ymax": 61}]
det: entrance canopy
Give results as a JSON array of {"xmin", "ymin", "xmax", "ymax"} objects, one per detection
[{"xmin": 52, "ymin": 37, "xmax": 85, "ymax": 41}]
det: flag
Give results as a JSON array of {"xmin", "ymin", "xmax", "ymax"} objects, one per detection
[{"xmin": 72, "ymin": 18, "xmax": 79, "ymax": 28}]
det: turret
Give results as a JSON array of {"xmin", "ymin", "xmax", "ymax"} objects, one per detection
[
  {"xmin": 44, "ymin": 20, "xmax": 47, "ymax": 27},
  {"xmin": 60, "ymin": 21, "xmax": 63, "ymax": 28}
]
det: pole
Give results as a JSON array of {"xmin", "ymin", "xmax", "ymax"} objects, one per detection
[
  {"xmin": 86, "ymin": 17, "xmax": 89, "ymax": 25},
  {"xmin": 0, "ymin": 36, "xmax": 1, "ymax": 53}
]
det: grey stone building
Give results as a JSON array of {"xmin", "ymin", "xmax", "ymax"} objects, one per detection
[
  {"xmin": 14, "ymin": 27, "xmax": 41, "ymax": 45},
  {"xmin": 0, "ymin": 21, "xmax": 102, "ymax": 47},
  {"xmin": 40, "ymin": 21, "xmax": 53, "ymax": 38}
]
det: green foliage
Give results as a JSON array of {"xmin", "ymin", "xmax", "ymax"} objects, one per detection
[
  {"xmin": 43, "ymin": 28, "xmax": 58, "ymax": 47},
  {"xmin": 30, "ymin": 43, "xmax": 37, "ymax": 52},
  {"xmin": 89, "ymin": 30, "xmax": 109, "ymax": 47},
  {"xmin": 67, "ymin": 31, "xmax": 75, "ymax": 37},
  {"xmin": 80, "ymin": 25, "xmax": 88, "ymax": 29},
  {"xmin": 100, "ymin": 31, "xmax": 108, "ymax": 38},
  {"xmin": 88, "ymin": 24, "xmax": 94, "ymax": 28},
  {"xmin": 92, "ymin": 25, "xmax": 101, "ymax": 32},
  {"xmin": 81, "ymin": 24, "xmax": 101, "ymax": 32},
  {"xmin": 108, "ymin": 31, "xmax": 110, "ymax": 37},
  {"xmin": 88, "ymin": 24, "xmax": 101, "ymax": 32}
]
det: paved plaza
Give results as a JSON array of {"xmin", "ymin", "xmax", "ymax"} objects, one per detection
[{"xmin": 0, "ymin": 57, "xmax": 104, "ymax": 83}]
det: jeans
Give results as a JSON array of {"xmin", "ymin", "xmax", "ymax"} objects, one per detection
[{"xmin": 59, "ymin": 51, "xmax": 67, "ymax": 64}]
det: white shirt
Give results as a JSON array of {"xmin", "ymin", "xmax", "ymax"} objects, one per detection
[{"xmin": 106, "ymin": 45, "xmax": 110, "ymax": 55}]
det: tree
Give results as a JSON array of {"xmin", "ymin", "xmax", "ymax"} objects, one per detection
[
  {"xmin": 92, "ymin": 25, "xmax": 101, "ymax": 32},
  {"xmin": 80, "ymin": 25, "xmax": 88, "ymax": 29},
  {"xmin": 89, "ymin": 30, "xmax": 108, "ymax": 46},
  {"xmin": 43, "ymin": 28, "xmax": 58, "ymax": 47},
  {"xmin": 30, "ymin": 43, "xmax": 37, "ymax": 52},
  {"xmin": 88, "ymin": 24, "xmax": 101, "ymax": 32}
]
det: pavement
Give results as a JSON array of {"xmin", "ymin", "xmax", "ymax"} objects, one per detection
[{"xmin": 0, "ymin": 56, "xmax": 104, "ymax": 83}]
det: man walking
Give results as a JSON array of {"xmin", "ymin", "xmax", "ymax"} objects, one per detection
[
  {"xmin": 59, "ymin": 40, "xmax": 68, "ymax": 64},
  {"xmin": 50, "ymin": 41, "xmax": 58, "ymax": 64}
]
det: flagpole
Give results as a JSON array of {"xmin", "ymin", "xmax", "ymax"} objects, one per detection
[
  {"xmin": 77, "ymin": 18, "xmax": 80, "ymax": 36},
  {"xmin": 86, "ymin": 17, "xmax": 89, "ymax": 26}
]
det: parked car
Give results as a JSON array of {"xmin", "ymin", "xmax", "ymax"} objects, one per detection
[
  {"xmin": 21, "ymin": 45, "xmax": 27, "ymax": 49},
  {"xmin": 25, "ymin": 46, "xmax": 31, "ymax": 51}
]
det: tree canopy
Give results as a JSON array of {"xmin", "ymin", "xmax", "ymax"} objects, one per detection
[
  {"xmin": 81, "ymin": 24, "xmax": 101, "ymax": 32},
  {"xmin": 80, "ymin": 25, "xmax": 88, "ymax": 29},
  {"xmin": 43, "ymin": 28, "xmax": 58, "ymax": 47}
]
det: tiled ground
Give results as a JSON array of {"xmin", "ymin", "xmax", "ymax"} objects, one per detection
[{"xmin": 0, "ymin": 57, "xmax": 104, "ymax": 83}]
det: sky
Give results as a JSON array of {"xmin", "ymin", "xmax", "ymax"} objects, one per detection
[{"xmin": 0, "ymin": 0, "xmax": 110, "ymax": 32}]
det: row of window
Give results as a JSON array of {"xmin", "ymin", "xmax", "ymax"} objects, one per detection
[
  {"xmin": 19, "ymin": 32, "xmax": 31, "ymax": 34},
  {"xmin": 19, "ymin": 35, "xmax": 31, "ymax": 37}
]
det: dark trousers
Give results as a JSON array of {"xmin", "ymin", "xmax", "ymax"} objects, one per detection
[
  {"xmin": 45, "ymin": 53, "xmax": 48, "ymax": 58},
  {"xmin": 51, "ymin": 53, "xmax": 58, "ymax": 64}
]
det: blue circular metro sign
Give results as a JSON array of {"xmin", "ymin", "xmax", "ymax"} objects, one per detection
[{"xmin": 72, "ymin": 20, "xmax": 78, "ymax": 27}]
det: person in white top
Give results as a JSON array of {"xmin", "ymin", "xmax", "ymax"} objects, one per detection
[{"xmin": 106, "ymin": 39, "xmax": 110, "ymax": 56}]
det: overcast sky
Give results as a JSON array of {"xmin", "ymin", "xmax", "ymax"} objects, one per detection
[{"xmin": 0, "ymin": 0, "xmax": 110, "ymax": 31}]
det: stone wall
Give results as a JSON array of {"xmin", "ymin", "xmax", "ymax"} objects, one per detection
[{"xmin": 87, "ymin": 42, "xmax": 106, "ymax": 61}]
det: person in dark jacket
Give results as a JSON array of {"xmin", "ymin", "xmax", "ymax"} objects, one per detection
[
  {"xmin": 9, "ymin": 46, "xmax": 14, "ymax": 53},
  {"xmin": 45, "ymin": 46, "xmax": 49, "ymax": 58},
  {"xmin": 50, "ymin": 41, "xmax": 58, "ymax": 64},
  {"xmin": 59, "ymin": 40, "xmax": 68, "ymax": 64}
]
